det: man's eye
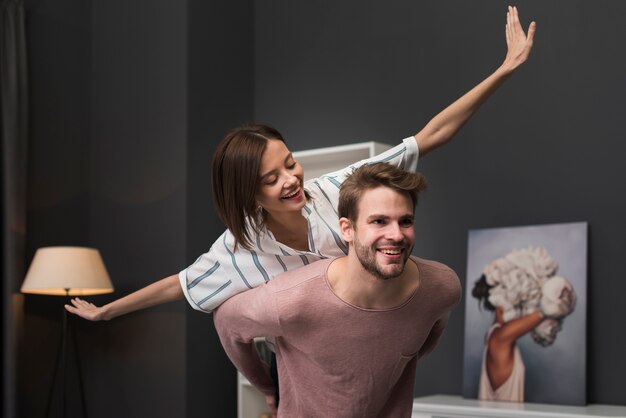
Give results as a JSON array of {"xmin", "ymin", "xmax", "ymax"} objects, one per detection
[
  {"xmin": 400, "ymin": 219, "xmax": 414, "ymax": 226},
  {"xmin": 287, "ymin": 161, "xmax": 297, "ymax": 169}
]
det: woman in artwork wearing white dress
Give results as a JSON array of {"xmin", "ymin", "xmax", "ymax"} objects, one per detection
[{"xmin": 472, "ymin": 265, "xmax": 576, "ymax": 402}]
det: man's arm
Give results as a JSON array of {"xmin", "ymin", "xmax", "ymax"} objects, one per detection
[
  {"xmin": 415, "ymin": 6, "xmax": 536, "ymax": 156},
  {"xmin": 213, "ymin": 284, "xmax": 281, "ymax": 396},
  {"xmin": 418, "ymin": 314, "xmax": 450, "ymax": 359}
]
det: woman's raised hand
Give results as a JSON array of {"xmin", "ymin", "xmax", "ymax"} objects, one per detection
[
  {"xmin": 502, "ymin": 6, "xmax": 537, "ymax": 72},
  {"xmin": 65, "ymin": 298, "xmax": 108, "ymax": 321}
]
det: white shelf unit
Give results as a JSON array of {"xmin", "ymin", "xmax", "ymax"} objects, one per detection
[
  {"xmin": 295, "ymin": 141, "xmax": 393, "ymax": 181},
  {"xmin": 236, "ymin": 141, "xmax": 391, "ymax": 418},
  {"xmin": 238, "ymin": 373, "xmax": 270, "ymax": 418},
  {"xmin": 412, "ymin": 395, "xmax": 626, "ymax": 418}
]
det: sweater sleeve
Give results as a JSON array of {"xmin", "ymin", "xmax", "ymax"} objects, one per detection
[
  {"xmin": 417, "ymin": 260, "xmax": 462, "ymax": 359},
  {"xmin": 417, "ymin": 313, "xmax": 450, "ymax": 359},
  {"xmin": 213, "ymin": 283, "xmax": 282, "ymax": 396}
]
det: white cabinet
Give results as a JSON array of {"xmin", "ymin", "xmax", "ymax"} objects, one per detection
[
  {"xmin": 412, "ymin": 395, "xmax": 626, "ymax": 418},
  {"xmin": 236, "ymin": 141, "xmax": 391, "ymax": 418}
]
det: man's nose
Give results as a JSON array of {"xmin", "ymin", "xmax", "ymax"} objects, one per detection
[{"xmin": 385, "ymin": 222, "xmax": 404, "ymax": 241}]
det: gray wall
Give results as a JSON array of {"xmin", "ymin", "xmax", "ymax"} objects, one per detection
[
  {"xmin": 19, "ymin": 0, "xmax": 626, "ymax": 417},
  {"xmin": 253, "ymin": 0, "xmax": 626, "ymax": 405}
]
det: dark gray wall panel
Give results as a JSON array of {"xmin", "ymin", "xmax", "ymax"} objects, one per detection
[
  {"xmin": 186, "ymin": 0, "xmax": 254, "ymax": 417},
  {"xmin": 88, "ymin": 0, "xmax": 188, "ymax": 416},
  {"xmin": 22, "ymin": 0, "xmax": 92, "ymax": 416},
  {"xmin": 23, "ymin": 0, "xmax": 189, "ymax": 416}
]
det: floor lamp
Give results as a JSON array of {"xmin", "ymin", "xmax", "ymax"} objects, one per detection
[{"xmin": 21, "ymin": 247, "xmax": 114, "ymax": 418}]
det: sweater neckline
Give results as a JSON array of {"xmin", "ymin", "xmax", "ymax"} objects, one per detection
[{"xmin": 323, "ymin": 257, "xmax": 422, "ymax": 312}]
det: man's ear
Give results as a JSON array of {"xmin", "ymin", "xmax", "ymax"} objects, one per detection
[{"xmin": 339, "ymin": 217, "xmax": 354, "ymax": 242}]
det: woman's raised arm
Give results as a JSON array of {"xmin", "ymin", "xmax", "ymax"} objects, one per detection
[
  {"xmin": 492, "ymin": 310, "xmax": 544, "ymax": 345},
  {"xmin": 415, "ymin": 6, "xmax": 537, "ymax": 156}
]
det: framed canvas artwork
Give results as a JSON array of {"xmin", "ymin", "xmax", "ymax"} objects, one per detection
[{"xmin": 462, "ymin": 222, "xmax": 587, "ymax": 406}]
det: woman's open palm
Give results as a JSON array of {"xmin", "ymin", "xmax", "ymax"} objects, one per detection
[
  {"xmin": 65, "ymin": 298, "xmax": 106, "ymax": 321},
  {"xmin": 504, "ymin": 6, "xmax": 537, "ymax": 70}
]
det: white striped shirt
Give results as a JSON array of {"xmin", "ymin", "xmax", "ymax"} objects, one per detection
[{"xmin": 179, "ymin": 136, "xmax": 419, "ymax": 312}]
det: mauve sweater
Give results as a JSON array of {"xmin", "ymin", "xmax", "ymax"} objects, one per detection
[{"xmin": 214, "ymin": 257, "xmax": 461, "ymax": 418}]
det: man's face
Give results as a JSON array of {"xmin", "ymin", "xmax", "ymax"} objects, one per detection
[{"xmin": 347, "ymin": 186, "xmax": 415, "ymax": 281}]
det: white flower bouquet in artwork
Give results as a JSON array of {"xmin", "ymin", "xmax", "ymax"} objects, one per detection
[{"xmin": 482, "ymin": 246, "xmax": 577, "ymax": 346}]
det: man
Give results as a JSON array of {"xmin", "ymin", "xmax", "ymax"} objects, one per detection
[{"xmin": 214, "ymin": 163, "xmax": 461, "ymax": 417}]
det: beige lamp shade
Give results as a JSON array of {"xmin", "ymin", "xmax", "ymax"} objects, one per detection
[{"xmin": 21, "ymin": 247, "xmax": 114, "ymax": 296}]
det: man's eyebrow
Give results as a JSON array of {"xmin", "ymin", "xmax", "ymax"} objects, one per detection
[
  {"xmin": 364, "ymin": 213, "xmax": 414, "ymax": 221},
  {"xmin": 365, "ymin": 214, "xmax": 390, "ymax": 221}
]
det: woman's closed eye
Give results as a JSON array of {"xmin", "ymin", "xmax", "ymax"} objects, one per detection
[{"xmin": 264, "ymin": 175, "xmax": 278, "ymax": 186}]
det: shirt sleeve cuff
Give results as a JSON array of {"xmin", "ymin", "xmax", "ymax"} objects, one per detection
[
  {"xmin": 178, "ymin": 269, "xmax": 200, "ymax": 311},
  {"xmin": 402, "ymin": 136, "xmax": 420, "ymax": 173}
]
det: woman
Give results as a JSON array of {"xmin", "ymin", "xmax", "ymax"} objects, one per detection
[
  {"xmin": 472, "ymin": 275, "xmax": 544, "ymax": 402},
  {"xmin": 472, "ymin": 248, "xmax": 576, "ymax": 402},
  {"xmin": 66, "ymin": 6, "xmax": 536, "ymax": 320}
]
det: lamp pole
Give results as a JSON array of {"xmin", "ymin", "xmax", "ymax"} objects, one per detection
[{"xmin": 44, "ymin": 289, "xmax": 88, "ymax": 418}]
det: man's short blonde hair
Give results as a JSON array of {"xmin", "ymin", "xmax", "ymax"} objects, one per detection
[{"xmin": 338, "ymin": 163, "xmax": 427, "ymax": 222}]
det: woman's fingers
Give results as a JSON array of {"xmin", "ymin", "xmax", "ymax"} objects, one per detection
[
  {"xmin": 71, "ymin": 298, "xmax": 96, "ymax": 308},
  {"xmin": 527, "ymin": 21, "xmax": 537, "ymax": 43}
]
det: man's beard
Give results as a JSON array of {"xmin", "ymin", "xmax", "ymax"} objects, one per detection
[{"xmin": 353, "ymin": 237, "xmax": 411, "ymax": 281}]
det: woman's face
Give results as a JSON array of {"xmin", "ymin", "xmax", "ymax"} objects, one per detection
[{"xmin": 256, "ymin": 139, "xmax": 305, "ymax": 218}]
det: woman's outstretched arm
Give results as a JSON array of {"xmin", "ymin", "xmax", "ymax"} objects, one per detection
[
  {"xmin": 65, "ymin": 274, "xmax": 184, "ymax": 321},
  {"xmin": 415, "ymin": 6, "xmax": 537, "ymax": 156}
]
